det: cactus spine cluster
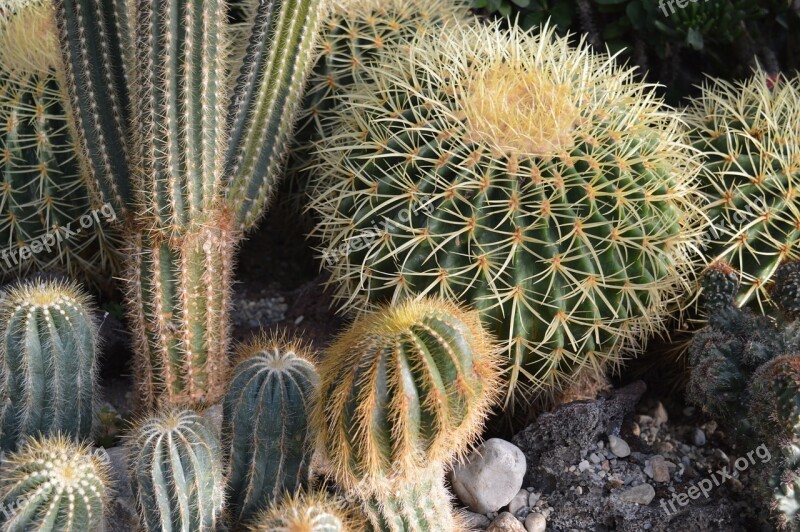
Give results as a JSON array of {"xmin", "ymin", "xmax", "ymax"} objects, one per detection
[
  {"xmin": 249, "ymin": 491, "xmax": 350, "ymax": 532},
  {"xmin": 52, "ymin": 0, "xmax": 323, "ymax": 408},
  {"xmin": 0, "ymin": 0, "xmax": 123, "ymax": 286},
  {"xmin": 0, "ymin": 279, "xmax": 97, "ymax": 451},
  {"xmin": 223, "ymin": 335, "xmax": 319, "ymax": 525},
  {"xmin": 128, "ymin": 409, "xmax": 225, "ymax": 532},
  {"xmin": 0, "ymin": 434, "xmax": 109, "ymax": 532},
  {"xmin": 309, "ymin": 21, "xmax": 705, "ymax": 405},
  {"xmin": 686, "ymin": 70, "xmax": 800, "ymax": 308}
]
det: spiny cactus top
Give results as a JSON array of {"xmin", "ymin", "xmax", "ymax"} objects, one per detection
[
  {"xmin": 314, "ymin": 297, "xmax": 501, "ymax": 492},
  {"xmin": 249, "ymin": 490, "xmax": 352, "ymax": 532},
  {"xmin": 309, "ymin": 22, "xmax": 705, "ymax": 404},
  {"xmin": 0, "ymin": 434, "xmax": 110, "ymax": 532},
  {"xmin": 686, "ymin": 70, "xmax": 800, "ymax": 308},
  {"xmin": 0, "ymin": 279, "xmax": 98, "ymax": 451}
]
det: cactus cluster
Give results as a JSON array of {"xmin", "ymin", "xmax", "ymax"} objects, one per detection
[
  {"xmin": 0, "ymin": 279, "xmax": 98, "ymax": 451},
  {"xmin": 0, "ymin": 0, "xmax": 123, "ymax": 287},
  {"xmin": 309, "ymin": 21, "xmax": 706, "ymax": 405},
  {"xmin": 0, "ymin": 435, "xmax": 109, "ymax": 532}
]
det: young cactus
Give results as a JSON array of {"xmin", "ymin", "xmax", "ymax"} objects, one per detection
[
  {"xmin": 309, "ymin": 21, "xmax": 706, "ymax": 406},
  {"xmin": 0, "ymin": 0, "xmax": 123, "ymax": 287},
  {"xmin": 686, "ymin": 70, "xmax": 800, "ymax": 308},
  {"xmin": 223, "ymin": 334, "xmax": 319, "ymax": 525},
  {"xmin": 127, "ymin": 409, "xmax": 225, "ymax": 532},
  {"xmin": 53, "ymin": 0, "xmax": 323, "ymax": 408},
  {"xmin": 0, "ymin": 279, "xmax": 97, "ymax": 451},
  {"xmin": 0, "ymin": 434, "xmax": 110, "ymax": 532},
  {"xmin": 249, "ymin": 490, "xmax": 351, "ymax": 532},
  {"xmin": 314, "ymin": 297, "xmax": 501, "ymax": 492}
]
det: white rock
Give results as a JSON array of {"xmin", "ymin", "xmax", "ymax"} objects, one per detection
[
  {"xmin": 451, "ymin": 438, "xmax": 527, "ymax": 514},
  {"xmin": 508, "ymin": 489, "xmax": 529, "ymax": 517},
  {"xmin": 488, "ymin": 512, "xmax": 526, "ymax": 532},
  {"xmin": 653, "ymin": 402, "xmax": 668, "ymax": 426},
  {"xmin": 578, "ymin": 459, "xmax": 591, "ymax": 472},
  {"xmin": 608, "ymin": 435, "xmax": 630, "ymax": 458},
  {"xmin": 524, "ymin": 512, "xmax": 546, "ymax": 532},
  {"xmin": 692, "ymin": 427, "xmax": 706, "ymax": 446},
  {"xmin": 528, "ymin": 492, "xmax": 540, "ymax": 507},
  {"xmin": 461, "ymin": 510, "xmax": 492, "ymax": 529},
  {"xmin": 619, "ymin": 483, "xmax": 656, "ymax": 505}
]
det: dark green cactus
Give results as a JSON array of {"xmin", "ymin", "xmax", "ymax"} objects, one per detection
[
  {"xmin": 223, "ymin": 335, "xmax": 319, "ymax": 525},
  {"xmin": 128, "ymin": 409, "xmax": 225, "ymax": 532},
  {"xmin": 0, "ymin": 279, "xmax": 97, "ymax": 451}
]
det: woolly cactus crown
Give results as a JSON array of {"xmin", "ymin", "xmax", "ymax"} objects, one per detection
[{"xmin": 310, "ymin": 22, "xmax": 706, "ymax": 403}]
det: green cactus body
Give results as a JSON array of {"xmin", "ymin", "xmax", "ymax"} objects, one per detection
[
  {"xmin": 53, "ymin": 0, "xmax": 323, "ymax": 408},
  {"xmin": 250, "ymin": 491, "xmax": 350, "ymax": 532},
  {"xmin": 0, "ymin": 435, "xmax": 109, "ymax": 532},
  {"xmin": 0, "ymin": 0, "xmax": 123, "ymax": 287},
  {"xmin": 223, "ymin": 335, "xmax": 319, "ymax": 525},
  {"xmin": 310, "ymin": 22, "xmax": 705, "ymax": 404},
  {"xmin": 0, "ymin": 280, "xmax": 97, "ymax": 451},
  {"xmin": 686, "ymin": 70, "xmax": 800, "ymax": 308},
  {"xmin": 361, "ymin": 471, "xmax": 457, "ymax": 532},
  {"xmin": 314, "ymin": 298, "xmax": 500, "ymax": 492},
  {"xmin": 128, "ymin": 409, "xmax": 225, "ymax": 532}
]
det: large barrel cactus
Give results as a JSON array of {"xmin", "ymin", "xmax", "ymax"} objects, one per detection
[
  {"xmin": 128, "ymin": 409, "xmax": 225, "ymax": 532},
  {"xmin": 686, "ymin": 70, "xmax": 800, "ymax": 308},
  {"xmin": 223, "ymin": 335, "xmax": 319, "ymax": 525},
  {"xmin": 0, "ymin": 434, "xmax": 110, "ymax": 532},
  {"xmin": 0, "ymin": 279, "xmax": 97, "ymax": 451},
  {"xmin": 0, "ymin": 0, "xmax": 123, "ymax": 287},
  {"xmin": 309, "ymin": 22, "xmax": 706, "ymax": 404}
]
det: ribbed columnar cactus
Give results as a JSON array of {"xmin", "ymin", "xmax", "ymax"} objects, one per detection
[
  {"xmin": 314, "ymin": 298, "xmax": 500, "ymax": 491},
  {"xmin": 249, "ymin": 491, "xmax": 351, "ymax": 532},
  {"xmin": 53, "ymin": 0, "xmax": 323, "ymax": 408},
  {"xmin": 128, "ymin": 409, "xmax": 225, "ymax": 532},
  {"xmin": 0, "ymin": 280, "xmax": 97, "ymax": 451},
  {"xmin": 223, "ymin": 335, "xmax": 319, "ymax": 525},
  {"xmin": 686, "ymin": 70, "xmax": 800, "ymax": 308},
  {"xmin": 0, "ymin": 0, "xmax": 123, "ymax": 286},
  {"xmin": 0, "ymin": 435, "xmax": 109, "ymax": 532},
  {"xmin": 309, "ymin": 22, "xmax": 706, "ymax": 404}
]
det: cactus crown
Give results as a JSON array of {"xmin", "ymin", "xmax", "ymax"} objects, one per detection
[
  {"xmin": 249, "ymin": 490, "xmax": 352, "ymax": 532},
  {"xmin": 0, "ymin": 434, "xmax": 110, "ymax": 531},
  {"xmin": 0, "ymin": 0, "xmax": 59, "ymax": 75},
  {"xmin": 701, "ymin": 260, "xmax": 740, "ymax": 311}
]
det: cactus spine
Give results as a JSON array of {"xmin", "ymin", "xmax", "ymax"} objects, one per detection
[
  {"xmin": 249, "ymin": 490, "xmax": 351, "ymax": 532},
  {"xmin": 309, "ymin": 21, "xmax": 705, "ymax": 405},
  {"xmin": 223, "ymin": 335, "xmax": 319, "ymax": 525},
  {"xmin": 0, "ymin": 434, "xmax": 110, "ymax": 532},
  {"xmin": 0, "ymin": 0, "xmax": 123, "ymax": 287},
  {"xmin": 0, "ymin": 279, "xmax": 97, "ymax": 451},
  {"xmin": 52, "ymin": 0, "xmax": 323, "ymax": 408},
  {"xmin": 128, "ymin": 409, "xmax": 225, "ymax": 532}
]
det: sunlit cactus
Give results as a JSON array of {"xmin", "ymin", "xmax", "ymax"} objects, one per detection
[
  {"xmin": 53, "ymin": 0, "xmax": 324, "ymax": 408},
  {"xmin": 249, "ymin": 490, "xmax": 351, "ymax": 532},
  {"xmin": 0, "ymin": 434, "xmax": 110, "ymax": 532},
  {"xmin": 309, "ymin": 21, "xmax": 706, "ymax": 405},
  {"xmin": 128, "ymin": 409, "xmax": 225, "ymax": 532},
  {"xmin": 0, "ymin": 279, "xmax": 98, "ymax": 451},
  {"xmin": 686, "ymin": 69, "xmax": 800, "ymax": 308},
  {"xmin": 223, "ymin": 334, "xmax": 319, "ymax": 525},
  {"xmin": 313, "ymin": 297, "xmax": 501, "ymax": 492}
]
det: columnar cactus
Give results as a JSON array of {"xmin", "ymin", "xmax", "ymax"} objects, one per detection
[
  {"xmin": 309, "ymin": 21, "xmax": 706, "ymax": 405},
  {"xmin": 128, "ymin": 409, "xmax": 225, "ymax": 532},
  {"xmin": 223, "ymin": 335, "xmax": 319, "ymax": 525},
  {"xmin": 249, "ymin": 490, "xmax": 351, "ymax": 532},
  {"xmin": 0, "ymin": 434, "xmax": 109, "ymax": 532},
  {"xmin": 0, "ymin": 279, "xmax": 97, "ymax": 451},
  {"xmin": 686, "ymin": 70, "xmax": 800, "ymax": 308},
  {"xmin": 0, "ymin": 0, "xmax": 123, "ymax": 286},
  {"xmin": 53, "ymin": 0, "xmax": 323, "ymax": 408}
]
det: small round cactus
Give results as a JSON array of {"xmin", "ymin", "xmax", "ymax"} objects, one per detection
[
  {"xmin": 314, "ymin": 297, "xmax": 501, "ymax": 491},
  {"xmin": 686, "ymin": 70, "xmax": 800, "ymax": 307},
  {"xmin": 750, "ymin": 355, "xmax": 800, "ymax": 447},
  {"xmin": 701, "ymin": 261, "xmax": 740, "ymax": 311},
  {"xmin": 773, "ymin": 262, "xmax": 800, "ymax": 321},
  {"xmin": 128, "ymin": 409, "xmax": 225, "ymax": 532},
  {"xmin": 249, "ymin": 490, "xmax": 351, "ymax": 532},
  {"xmin": 309, "ymin": 21, "xmax": 705, "ymax": 404},
  {"xmin": 0, "ymin": 434, "xmax": 109, "ymax": 531},
  {"xmin": 223, "ymin": 334, "xmax": 319, "ymax": 525},
  {"xmin": 0, "ymin": 279, "xmax": 98, "ymax": 451}
]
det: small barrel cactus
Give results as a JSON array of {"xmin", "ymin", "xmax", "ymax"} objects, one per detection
[
  {"xmin": 314, "ymin": 297, "xmax": 500, "ymax": 491},
  {"xmin": 223, "ymin": 334, "xmax": 319, "ymax": 525},
  {"xmin": 128, "ymin": 409, "xmax": 225, "ymax": 532},
  {"xmin": 750, "ymin": 355, "xmax": 800, "ymax": 447},
  {"xmin": 686, "ymin": 70, "xmax": 800, "ymax": 308},
  {"xmin": 309, "ymin": 21, "xmax": 705, "ymax": 405},
  {"xmin": 249, "ymin": 490, "xmax": 351, "ymax": 532},
  {"xmin": 0, "ymin": 434, "xmax": 109, "ymax": 531},
  {"xmin": 0, "ymin": 279, "xmax": 98, "ymax": 451}
]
